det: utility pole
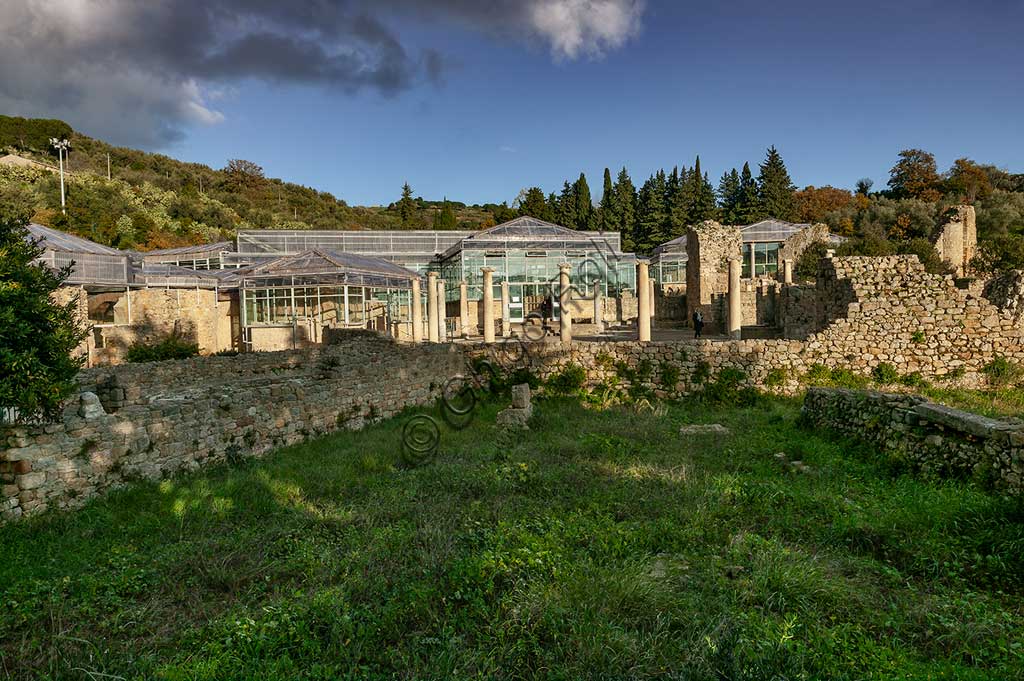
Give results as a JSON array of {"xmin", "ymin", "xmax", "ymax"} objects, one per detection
[
  {"xmin": 50, "ymin": 137, "xmax": 70, "ymax": 214},
  {"xmin": 106, "ymin": 152, "xmax": 111, "ymax": 180}
]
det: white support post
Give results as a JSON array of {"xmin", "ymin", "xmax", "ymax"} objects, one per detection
[
  {"xmin": 481, "ymin": 267, "xmax": 495, "ymax": 344},
  {"xmin": 559, "ymin": 263, "xmax": 572, "ymax": 346},
  {"xmin": 459, "ymin": 280, "xmax": 470, "ymax": 338},
  {"xmin": 411, "ymin": 277, "xmax": 423, "ymax": 343},
  {"xmin": 637, "ymin": 261, "xmax": 651, "ymax": 342},
  {"xmin": 501, "ymin": 280, "xmax": 511, "ymax": 338},
  {"xmin": 427, "ymin": 272, "xmax": 439, "ymax": 343},
  {"xmin": 728, "ymin": 257, "xmax": 742, "ymax": 340}
]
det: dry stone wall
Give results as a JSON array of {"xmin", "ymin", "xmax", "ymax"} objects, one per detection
[
  {"xmin": 801, "ymin": 387, "xmax": 1024, "ymax": 496},
  {"xmin": 1, "ymin": 337, "xmax": 464, "ymax": 519}
]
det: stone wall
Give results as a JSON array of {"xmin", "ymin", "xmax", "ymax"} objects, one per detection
[
  {"xmin": 686, "ymin": 221, "xmax": 741, "ymax": 332},
  {"xmin": 779, "ymin": 222, "xmax": 830, "ymax": 265},
  {"xmin": 1, "ymin": 337, "xmax": 464, "ymax": 519},
  {"xmin": 801, "ymin": 387, "xmax": 1023, "ymax": 496},
  {"xmin": 933, "ymin": 205, "xmax": 977, "ymax": 277}
]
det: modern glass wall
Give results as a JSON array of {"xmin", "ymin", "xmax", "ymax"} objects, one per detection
[
  {"xmin": 439, "ymin": 248, "xmax": 636, "ymax": 300},
  {"xmin": 741, "ymin": 242, "xmax": 781, "ymax": 278}
]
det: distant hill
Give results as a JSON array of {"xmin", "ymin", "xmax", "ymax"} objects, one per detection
[{"xmin": 0, "ymin": 115, "xmax": 500, "ymax": 250}]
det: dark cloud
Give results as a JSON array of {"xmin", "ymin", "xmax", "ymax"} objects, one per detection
[{"xmin": 0, "ymin": 1, "xmax": 644, "ymax": 148}]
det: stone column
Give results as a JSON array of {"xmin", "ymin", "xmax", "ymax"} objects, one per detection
[
  {"xmin": 437, "ymin": 279, "xmax": 447, "ymax": 342},
  {"xmin": 411, "ymin": 277, "xmax": 423, "ymax": 343},
  {"xmin": 592, "ymin": 280, "xmax": 604, "ymax": 334},
  {"xmin": 481, "ymin": 267, "xmax": 495, "ymax": 344},
  {"xmin": 459, "ymin": 280, "xmax": 470, "ymax": 338},
  {"xmin": 782, "ymin": 258, "xmax": 793, "ymax": 285},
  {"xmin": 648, "ymin": 277, "xmax": 656, "ymax": 327},
  {"xmin": 727, "ymin": 257, "xmax": 741, "ymax": 340},
  {"xmin": 501, "ymin": 279, "xmax": 511, "ymax": 338},
  {"xmin": 426, "ymin": 271, "xmax": 439, "ymax": 343},
  {"xmin": 558, "ymin": 263, "xmax": 572, "ymax": 345},
  {"xmin": 637, "ymin": 261, "xmax": 651, "ymax": 342}
]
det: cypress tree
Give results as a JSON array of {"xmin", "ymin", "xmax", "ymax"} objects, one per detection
[
  {"xmin": 599, "ymin": 168, "xmax": 618, "ymax": 231},
  {"xmin": 689, "ymin": 156, "xmax": 718, "ymax": 224},
  {"xmin": 736, "ymin": 162, "xmax": 763, "ymax": 224},
  {"xmin": 757, "ymin": 146, "xmax": 796, "ymax": 221},
  {"xmin": 718, "ymin": 168, "xmax": 741, "ymax": 224},
  {"xmin": 572, "ymin": 172, "xmax": 595, "ymax": 230},
  {"xmin": 614, "ymin": 167, "xmax": 638, "ymax": 251}
]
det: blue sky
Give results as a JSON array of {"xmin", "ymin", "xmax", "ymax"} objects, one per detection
[{"xmin": 4, "ymin": 1, "xmax": 1022, "ymax": 206}]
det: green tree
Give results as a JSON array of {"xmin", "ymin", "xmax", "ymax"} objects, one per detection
[
  {"xmin": 398, "ymin": 182, "xmax": 416, "ymax": 227},
  {"xmin": 0, "ymin": 188, "xmax": 86, "ymax": 421},
  {"xmin": 433, "ymin": 198, "xmax": 457, "ymax": 229},
  {"xmin": 718, "ymin": 168, "xmax": 742, "ymax": 223},
  {"xmin": 757, "ymin": 146, "xmax": 796, "ymax": 220},
  {"xmin": 946, "ymin": 158, "xmax": 992, "ymax": 204},
  {"xmin": 888, "ymin": 149, "xmax": 941, "ymax": 201},
  {"xmin": 518, "ymin": 187, "xmax": 550, "ymax": 221},
  {"xmin": 556, "ymin": 181, "xmax": 576, "ymax": 227},
  {"xmin": 636, "ymin": 171, "xmax": 669, "ymax": 253},
  {"xmin": 736, "ymin": 162, "xmax": 763, "ymax": 224},
  {"xmin": 667, "ymin": 166, "xmax": 690, "ymax": 234},
  {"xmin": 598, "ymin": 168, "xmax": 618, "ymax": 231},
  {"xmin": 613, "ymin": 167, "xmax": 638, "ymax": 251},
  {"xmin": 572, "ymin": 172, "xmax": 595, "ymax": 230},
  {"xmin": 688, "ymin": 156, "xmax": 718, "ymax": 224}
]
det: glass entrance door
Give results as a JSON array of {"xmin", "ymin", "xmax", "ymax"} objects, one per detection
[{"xmin": 508, "ymin": 285, "xmax": 525, "ymax": 323}]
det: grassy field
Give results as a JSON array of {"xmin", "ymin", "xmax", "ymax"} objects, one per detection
[{"xmin": 1, "ymin": 394, "xmax": 1023, "ymax": 680}]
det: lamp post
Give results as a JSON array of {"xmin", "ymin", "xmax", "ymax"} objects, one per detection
[{"xmin": 50, "ymin": 137, "xmax": 71, "ymax": 215}]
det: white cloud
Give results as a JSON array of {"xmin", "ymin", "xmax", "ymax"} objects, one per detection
[{"xmin": 527, "ymin": 0, "xmax": 645, "ymax": 59}]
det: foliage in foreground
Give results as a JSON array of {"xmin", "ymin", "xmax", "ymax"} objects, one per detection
[
  {"xmin": 1, "ymin": 396, "xmax": 1022, "ymax": 680},
  {"xmin": 0, "ymin": 189, "xmax": 85, "ymax": 420}
]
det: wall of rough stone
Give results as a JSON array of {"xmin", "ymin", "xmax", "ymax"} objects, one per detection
[
  {"xmin": 801, "ymin": 387, "xmax": 1023, "ymax": 496},
  {"xmin": 1, "ymin": 337, "xmax": 464, "ymax": 519},
  {"xmin": 933, "ymin": 205, "xmax": 977, "ymax": 277},
  {"xmin": 686, "ymin": 222, "xmax": 741, "ymax": 332},
  {"xmin": 779, "ymin": 223, "xmax": 830, "ymax": 265}
]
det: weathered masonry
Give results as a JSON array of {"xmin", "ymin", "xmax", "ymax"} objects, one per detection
[{"xmin": 801, "ymin": 388, "xmax": 1023, "ymax": 496}]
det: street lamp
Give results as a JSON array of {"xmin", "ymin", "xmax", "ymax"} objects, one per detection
[{"xmin": 50, "ymin": 137, "xmax": 71, "ymax": 214}]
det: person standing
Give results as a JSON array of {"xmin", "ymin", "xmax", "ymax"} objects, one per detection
[{"xmin": 692, "ymin": 309, "xmax": 705, "ymax": 339}]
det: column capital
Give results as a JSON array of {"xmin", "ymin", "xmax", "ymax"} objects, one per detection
[
  {"xmin": 427, "ymin": 270, "xmax": 438, "ymax": 279},
  {"xmin": 558, "ymin": 262, "xmax": 572, "ymax": 272},
  {"xmin": 480, "ymin": 266, "xmax": 495, "ymax": 274}
]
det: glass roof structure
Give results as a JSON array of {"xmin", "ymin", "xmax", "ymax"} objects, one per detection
[
  {"xmin": 132, "ymin": 263, "xmax": 240, "ymax": 289},
  {"xmin": 27, "ymin": 223, "xmax": 131, "ymax": 285},
  {"xmin": 141, "ymin": 242, "xmax": 234, "ymax": 261},
  {"xmin": 239, "ymin": 250, "xmax": 422, "ymax": 290},
  {"xmin": 740, "ymin": 219, "xmax": 811, "ymax": 242},
  {"xmin": 440, "ymin": 216, "xmax": 622, "ymax": 258},
  {"xmin": 231, "ymin": 229, "xmax": 472, "ymax": 267}
]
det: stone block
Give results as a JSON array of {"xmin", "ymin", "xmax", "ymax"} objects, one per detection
[
  {"xmin": 78, "ymin": 392, "xmax": 106, "ymax": 419},
  {"xmin": 16, "ymin": 472, "xmax": 46, "ymax": 490}
]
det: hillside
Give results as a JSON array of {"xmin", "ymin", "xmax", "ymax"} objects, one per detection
[{"xmin": 0, "ymin": 115, "xmax": 500, "ymax": 250}]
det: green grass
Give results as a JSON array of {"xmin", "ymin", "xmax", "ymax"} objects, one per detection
[{"xmin": 1, "ymin": 395, "xmax": 1023, "ymax": 680}]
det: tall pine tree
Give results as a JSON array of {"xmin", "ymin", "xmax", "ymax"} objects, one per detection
[
  {"xmin": 667, "ymin": 166, "xmax": 690, "ymax": 235},
  {"xmin": 599, "ymin": 168, "xmax": 618, "ymax": 232},
  {"xmin": 556, "ymin": 181, "xmax": 576, "ymax": 227},
  {"xmin": 757, "ymin": 146, "xmax": 796, "ymax": 221},
  {"xmin": 572, "ymin": 172, "xmax": 595, "ymax": 230},
  {"xmin": 717, "ymin": 168, "xmax": 742, "ymax": 224},
  {"xmin": 614, "ymin": 167, "xmax": 638, "ymax": 251},
  {"xmin": 636, "ymin": 171, "xmax": 669, "ymax": 253},
  {"xmin": 519, "ymin": 187, "xmax": 550, "ymax": 221},
  {"xmin": 688, "ymin": 156, "xmax": 718, "ymax": 224},
  {"xmin": 736, "ymin": 162, "xmax": 763, "ymax": 224},
  {"xmin": 397, "ymin": 182, "xmax": 416, "ymax": 227}
]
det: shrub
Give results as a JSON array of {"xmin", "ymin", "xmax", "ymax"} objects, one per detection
[
  {"xmin": 125, "ymin": 335, "xmax": 199, "ymax": 363},
  {"xmin": 658, "ymin": 362, "xmax": 681, "ymax": 391},
  {"xmin": 871, "ymin": 363, "xmax": 899, "ymax": 384},
  {"xmin": 764, "ymin": 367, "xmax": 788, "ymax": 389},
  {"xmin": 899, "ymin": 372, "xmax": 929, "ymax": 389},
  {"xmin": 911, "ymin": 330, "xmax": 926, "ymax": 344},
  {"xmin": 545, "ymin": 363, "xmax": 587, "ymax": 395},
  {"xmin": 699, "ymin": 367, "xmax": 760, "ymax": 406},
  {"xmin": 982, "ymin": 356, "xmax": 1023, "ymax": 387}
]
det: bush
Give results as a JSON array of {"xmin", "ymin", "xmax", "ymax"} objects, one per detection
[
  {"xmin": 125, "ymin": 336, "xmax": 200, "ymax": 363},
  {"xmin": 764, "ymin": 367, "xmax": 788, "ymax": 389},
  {"xmin": 698, "ymin": 367, "xmax": 760, "ymax": 406},
  {"xmin": 871, "ymin": 363, "xmax": 899, "ymax": 384},
  {"xmin": 545, "ymin": 363, "xmax": 587, "ymax": 395},
  {"xmin": 982, "ymin": 356, "xmax": 1023, "ymax": 387}
]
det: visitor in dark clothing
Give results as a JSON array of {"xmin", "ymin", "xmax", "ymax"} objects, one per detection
[{"xmin": 692, "ymin": 310, "xmax": 705, "ymax": 339}]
